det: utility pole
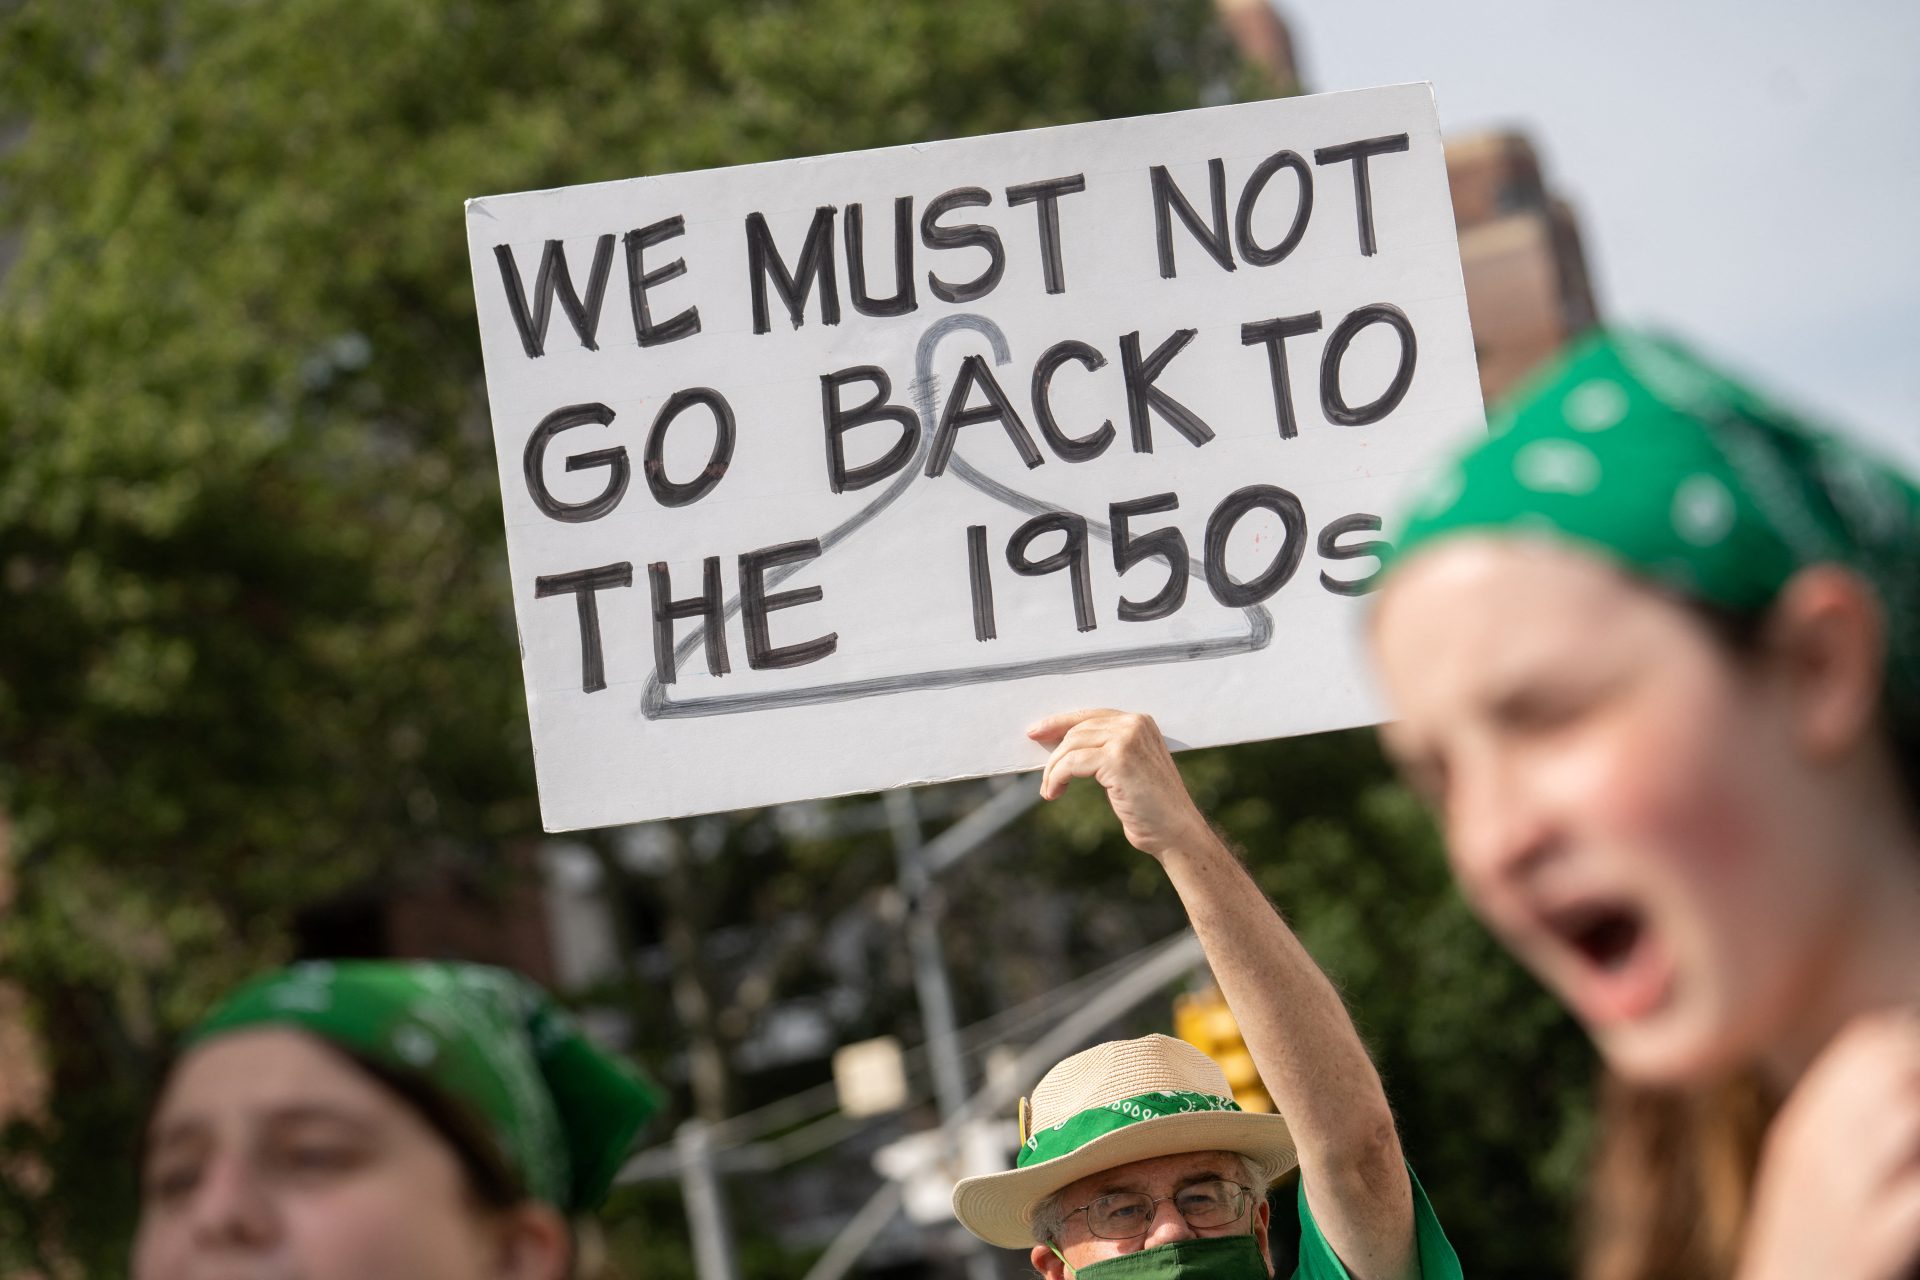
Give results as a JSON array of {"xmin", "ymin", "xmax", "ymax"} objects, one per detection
[
  {"xmin": 677, "ymin": 1119, "xmax": 742, "ymax": 1280},
  {"xmin": 886, "ymin": 788, "xmax": 999, "ymax": 1280}
]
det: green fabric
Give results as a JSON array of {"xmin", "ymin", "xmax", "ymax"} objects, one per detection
[
  {"xmin": 1390, "ymin": 328, "xmax": 1920, "ymax": 740},
  {"xmin": 1052, "ymin": 1166, "xmax": 1460, "ymax": 1279},
  {"xmin": 190, "ymin": 959, "xmax": 661, "ymax": 1211},
  {"xmin": 1294, "ymin": 1165, "xmax": 1461, "ymax": 1280},
  {"xmin": 1062, "ymin": 1235, "xmax": 1268, "ymax": 1279},
  {"xmin": 1019, "ymin": 1090, "xmax": 1244, "ymax": 1168}
]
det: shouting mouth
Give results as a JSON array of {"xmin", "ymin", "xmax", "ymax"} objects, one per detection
[{"xmin": 1538, "ymin": 898, "xmax": 1674, "ymax": 1024}]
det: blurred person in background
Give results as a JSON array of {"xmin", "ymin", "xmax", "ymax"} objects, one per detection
[
  {"xmin": 1373, "ymin": 330, "xmax": 1920, "ymax": 1279},
  {"xmin": 133, "ymin": 960, "xmax": 659, "ymax": 1280}
]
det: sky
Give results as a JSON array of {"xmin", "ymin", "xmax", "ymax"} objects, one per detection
[{"xmin": 1280, "ymin": 0, "xmax": 1920, "ymax": 475}]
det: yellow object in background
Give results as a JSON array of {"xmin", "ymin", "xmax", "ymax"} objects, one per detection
[{"xmin": 1173, "ymin": 986, "xmax": 1274, "ymax": 1114}]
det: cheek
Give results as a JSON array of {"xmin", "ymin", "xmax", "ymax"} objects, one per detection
[
  {"xmin": 130, "ymin": 1218, "xmax": 187, "ymax": 1280},
  {"xmin": 1566, "ymin": 685, "xmax": 1768, "ymax": 889},
  {"xmin": 1573, "ymin": 685, "xmax": 1829, "ymax": 1019},
  {"xmin": 1597, "ymin": 743, "xmax": 1756, "ymax": 884},
  {"xmin": 1064, "ymin": 1237, "xmax": 1130, "ymax": 1265},
  {"xmin": 281, "ymin": 1180, "xmax": 493, "ymax": 1280}
]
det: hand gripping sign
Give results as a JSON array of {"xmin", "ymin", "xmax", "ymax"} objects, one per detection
[{"xmin": 465, "ymin": 83, "xmax": 1484, "ymax": 830}]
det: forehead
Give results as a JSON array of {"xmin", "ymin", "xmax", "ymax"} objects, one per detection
[
  {"xmin": 152, "ymin": 1027, "xmax": 399, "ymax": 1131},
  {"xmin": 1374, "ymin": 540, "xmax": 1672, "ymax": 710},
  {"xmin": 1054, "ymin": 1149, "xmax": 1247, "ymax": 1203},
  {"xmin": 1379, "ymin": 536, "xmax": 1646, "ymax": 647}
]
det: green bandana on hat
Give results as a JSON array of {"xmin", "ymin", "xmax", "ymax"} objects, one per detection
[
  {"xmin": 191, "ymin": 960, "xmax": 661, "ymax": 1212},
  {"xmin": 1019, "ymin": 1089, "xmax": 1247, "ymax": 1168},
  {"xmin": 1390, "ymin": 328, "xmax": 1920, "ymax": 741}
]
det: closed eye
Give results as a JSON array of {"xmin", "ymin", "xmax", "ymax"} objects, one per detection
[
  {"xmin": 143, "ymin": 1157, "xmax": 204, "ymax": 1204},
  {"xmin": 276, "ymin": 1140, "xmax": 366, "ymax": 1174},
  {"xmin": 263, "ymin": 1109, "xmax": 380, "ymax": 1181},
  {"xmin": 1487, "ymin": 669, "xmax": 1621, "ymax": 736}
]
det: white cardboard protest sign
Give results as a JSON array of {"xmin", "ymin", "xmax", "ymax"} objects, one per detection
[{"xmin": 465, "ymin": 84, "xmax": 1483, "ymax": 831}]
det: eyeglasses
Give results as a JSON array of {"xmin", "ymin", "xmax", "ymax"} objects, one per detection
[{"xmin": 1063, "ymin": 1179, "xmax": 1253, "ymax": 1240}]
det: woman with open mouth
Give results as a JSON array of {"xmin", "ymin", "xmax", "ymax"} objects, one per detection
[{"xmin": 1371, "ymin": 330, "xmax": 1920, "ymax": 1280}]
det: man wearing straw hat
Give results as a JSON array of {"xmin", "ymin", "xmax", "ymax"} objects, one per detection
[{"xmin": 952, "ymin": 710, "xmax": 1460, "ymax": 1279}]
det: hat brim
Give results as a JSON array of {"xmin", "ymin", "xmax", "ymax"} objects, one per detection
[{"xmin": 950, "ymin": 1110, "xmax": 1297, "ymax": 1249}]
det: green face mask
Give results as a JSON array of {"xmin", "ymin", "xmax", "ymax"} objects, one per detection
[{"xmin": 1055, "ymin": 1235, "xmax": 1269, "ymax": 1279}]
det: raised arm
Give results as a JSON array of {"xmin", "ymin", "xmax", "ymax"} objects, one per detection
[{"xmin": 1030, "ymin": 708, "xmax": 1416, "ymax": 1280}]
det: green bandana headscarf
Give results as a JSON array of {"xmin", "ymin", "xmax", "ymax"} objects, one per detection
[
  {"xmin": 190, "ymin": 960, "xmax": 661, "ymax": 1212},
  {"xmin": 1390, "ymin": 328, "xmax": 1920, "ymax": 741}
]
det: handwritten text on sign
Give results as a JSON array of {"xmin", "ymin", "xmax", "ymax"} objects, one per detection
[{"xmin": 465, "ymin": 85, "xmax": 1483, "ymax": 830}]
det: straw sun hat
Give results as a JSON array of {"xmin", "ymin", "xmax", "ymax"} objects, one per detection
[{"xmin": 951, "ymin": 1034, "xmax": 1297, "ymax": 1249}]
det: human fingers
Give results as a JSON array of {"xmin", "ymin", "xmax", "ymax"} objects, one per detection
[
  {"xmin": 1025, "ymin": 707, "xmax": 1123, "ymax": 746},
  {"xmin": 1801, "ymin": 1011, "xmax": 1920, "ymax": 1127},
  {"xmin": 1038, "ymin": 745, "xmax": 1113, "ymax": 802},
  {"xmin": 1763, "ymin": 1011, "xmax": 1920, "ymax": 1204},
  {"xmin": 1039, "ymin": 717, "xmax": 1133, "ymax": 798},
  {"xmin": 1857, "ymin": 1175, "xmax": 1920, "ymax": 1280},
  {"xmin": 1034, "ymin": 715, "xmax": 1128, "ymax": 799},
  {"xmin": 1037, "ymin": 714, "xmax": 1175, "ymax": 798}
]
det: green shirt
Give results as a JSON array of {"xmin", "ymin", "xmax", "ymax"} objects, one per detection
[{"xmin": 1295, "ymin": 1166, "xmax": 1462, "ymax": 1279}]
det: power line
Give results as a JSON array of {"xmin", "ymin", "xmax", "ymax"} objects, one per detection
[{"xmin": 616, "ymin": 927, "xmax": 1200, "ymax": 1181}]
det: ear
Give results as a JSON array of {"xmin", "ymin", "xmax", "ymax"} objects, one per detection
[
  {"xmin": 1031, "ymin": 1242, "xmax": 1070, "ymax": 1279},
  {"xmin": 1252, "ymin": 1198, "xmax": 1275, "ymax": 1278},
  {"xmin": 1764, "ymin": 566, "xmax": 1887, "ymax": 760},
  {"xmin": 488, "ymin": 1203, "xmax": 572, "ymax": 1280}
]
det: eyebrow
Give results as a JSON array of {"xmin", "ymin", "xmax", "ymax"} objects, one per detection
[
  {"xmin": 149, "ymin": 1103, "xmax": 379, "ymax": 1149},
  {"xmin": 146, "ymin": 1118, "xmax": 210, "ymax": 1154},
  {"xmin": 263, "ymin": 1104, "xmax": 381, "ymax": 1134},
  {"xmin": 1091, "ymin": 1168, "xmax": 1231, "ymax": 1198}
]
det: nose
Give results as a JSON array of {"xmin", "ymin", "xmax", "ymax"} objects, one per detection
[
  {"xmin": 188, "ymin": 1151, "xmax": 278, "ymax": 1249},
  {"xmin": 1444, "ymin": 747, "xmax": 1552, "ymax": 894},
  {"xmin": 1141, "ymin": 1194, "xmax": 1199, "ymax": 1248}
]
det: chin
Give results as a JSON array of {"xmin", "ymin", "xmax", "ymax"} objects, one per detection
[{"xmin": 1590, "ymin": 1002, "xmax": 1754, "ymax": 1088}]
